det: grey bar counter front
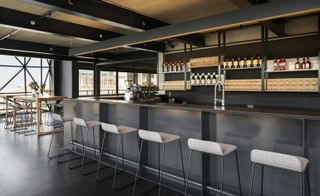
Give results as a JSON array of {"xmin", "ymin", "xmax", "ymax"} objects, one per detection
[{"xmin": 64, "ymin": 98, "xmax": 320, "ymax": 196}]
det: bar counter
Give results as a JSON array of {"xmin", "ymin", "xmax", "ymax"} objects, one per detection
[{"xmin": 64, "ymin": 98, "xmax": 320, "ymax": 196}]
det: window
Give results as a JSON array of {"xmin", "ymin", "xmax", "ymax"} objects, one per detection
[
  {"xmin": 79, "ymin": 69, "xmax": 94, "ymax": 96},
  {"xmin": 118, "ymin": 72, "xmax": 134, "ymax": 94},
  {"xmin": 0, "ymin": 55, "xmax": 53, "ymax": 95},
  {"xmin": 138, "ymin": 73, "xmax": 158, "ymax": 86},
  {"xmin": 100, "ymin": 71, "xmax": 116, "ymax": 95}
]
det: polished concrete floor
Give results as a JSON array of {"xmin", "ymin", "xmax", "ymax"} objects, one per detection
[{"xmin": 0, "ymin": 124, "xmax": 183, "ymax": 196}]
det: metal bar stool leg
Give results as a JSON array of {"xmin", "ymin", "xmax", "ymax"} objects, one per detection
[
  {"xmin": 306, "ymin": 168, "xmax": 311, "ymax": 196},
  {"xmin": 158, "ymin": 144, "xmax": 166, "ymax": 196},
  {"xmin": 261, "ymin": 165, "xmax": 264, "ymax": 196},
  {"xmin": 81, "ymin": 127, "xmax": 90, "ymax": 174},
  {"xmin": 93, "ymin": 127, "xmax": 97, "ymax": 159},
  {"xmin": 299, "ymin": 172, "xmax": 304, "ymax": 196},
  {"xmin": 250, "ymin": 163, "xmax": 257, "ymax": 196},
  {"xmin": 235, "ymin": 151, "xmax": 242, "ymax": 196},
  {"xmin": 132, "ymin": 140, "xmax": 144, "ymax": 196},
  {"xmin": 47, "ymin": 129, "xmax": 54, "ymax": 158},
  {"xmin": 184, "ymin": 150, "xmax": 193, "ymax": 196},
  {"xmin": 178, "ymin": 140, "xmax": 186, "ymax": 190},
  {"xmin": 113, "ymin": 135, "xmax": 123, "ymax": 190},
  {"xmin": 56, "ymin": 130, "xmax": 64, "ymax": 163},
  {"xmin": 96, "ymin": 131, "xmax": 107, "ymax": 181},
  {"xmin": 220, "ymin": 157, "xmax": 224, "ymax": 193}
]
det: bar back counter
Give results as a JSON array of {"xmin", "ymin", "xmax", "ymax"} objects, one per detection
[{"xmin": 64, "ymin": 98, "xmax": 320, "ymax": 196}]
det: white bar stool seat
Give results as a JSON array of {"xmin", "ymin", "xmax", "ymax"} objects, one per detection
[
  {"xmin": 96, "ymin": 123, "xmax": 138, "ymax": 190},
  {"xmin": 250, "ymin": 149, "xmax": 310, "ymax": 196},
  {"xmin": 138, "ymin": 129, "xmax": 180, "ymax": 144},
  {"xmin": 251, "ymin": 149, "xmax": 309, "ymax": 173},
  {"xmin": 185, "ymin": 138, "xmax": 242, "ymax": 196},
  {"xmin": 188, "ymin": 138, "xmax": 237, "ymax": 156},
  {"xmin": 133, "ymin": 129, "xmax": 186, "ymax": 196},
  {"xmin": 69, "ymin": 117, "xmax": 101, "ymax": 174}
]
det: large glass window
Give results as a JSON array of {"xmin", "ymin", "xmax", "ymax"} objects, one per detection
[
  {"xmin": 79, "ymin": 69, "xmax": 94, "ymax": 96},
  {"xmin": 100, "ymin": 71, "xmax": 116, "ymax": 95},
  {"xmin": 118, "ymin": 72, "xmax": 134, "ymax": 94},
  {"xmin": 0, "ymin": 55, "xmax": 53, "ymax": 95},
  {"xmin": 138, "ymin": 73, "xmax": 157, "ymax": 86}
]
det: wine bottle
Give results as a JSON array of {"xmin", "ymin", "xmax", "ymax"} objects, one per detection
[
  {"xmin": 295, "ymin": 58, "xmax": 300, "ymax": 70},
  {"xmin": 206, "ymin": 73, "xmax": 211, "ymax": 85},
  {"xmin": 257, "ymin": 56, "xmax": 262, "ymax": 67},
  {"xmin": 191, "ymin": 73, "xmax": 195, "ymax": 85},
  {"xmin": 245, "ymin": 57, "xmax": 251, "ymax": 68},
  {"xmin": 223, "ymin": 59, "xmax": 228, "ymax": 69},
  {"xmin": 301, "ymin": 58, "xmax": 306, "ymax": 69},
  {"xmin": 227, "ymin": 59, "xmax": 232, "ymax": 69},
  {"xmin": 273, "ymin": 59, "xmax": 278, "ymax": 71},
  {"xmin": 250, "ymin": 57, "xmax": 254, "ymax": 67},
  {"xmin": 239, "ymin": 58, "xmax": 245, "ymax": 68},
  {"xmin": 231, "ymin": 58, "xmax": 235, "ymax": 68},
  {"xmin": 211, "ymin": 72, "xmax": 216, "ymax": 84},
  {"xmin": 200, "ymin": 73, "xmax": 206, "ymax": 85},
  {"xmin": 252, "ymin": 56, "xmax": 258, "ymax": 67},
  {"xmin": 195, "ymin": 73, "xmax": 200, "ymax": 84},
  {"xmin": 306, "ymin": 57, "xmax": 312, "ymax": 69}
]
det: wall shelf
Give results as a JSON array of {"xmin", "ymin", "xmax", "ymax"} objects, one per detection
[
  {"xmin": 159, "ymin": 71, "xmax": 190, "ymax": 74},
  {"xmin": 223, "ymin": 67, "xmax": 261, "ymax": 71},
  {"xmin": 265, "ymin": 69, "xmax": 318, "ymax": 73}
]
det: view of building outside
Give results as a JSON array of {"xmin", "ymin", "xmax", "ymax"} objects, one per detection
[
  {"xmin": 0, "ymin": 55, "xmax": 52, "ymax": 95},
  {"xmin": 100, "ymin": 71, "xmax": 116, "ymax": 95},
  {"xmin": 79, "ymin": 69, "xmax": 94, "ymax": 96},
  {"xmin": 79, "ymin": 70, "xmax": 158, "ymax": 96},
  {"xmin": 118, "ymin": 72, "xmax": 134, "ymax": 94}
]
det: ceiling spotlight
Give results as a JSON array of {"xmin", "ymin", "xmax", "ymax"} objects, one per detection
[
  {"xmin": 142, "ymin": 21, "xmax": 146, "ymax": 27},
  {"xmin": 99, "ymin": 34, "xmax": 103, "ymax": 39},
  {"xmin": 49, "ymin": 47, "xmax": 54, "ymax": 51},
  {"xmin": 30, "ymin": 20, "xmax": 36, "ymax": 26},
  {"xmin": 67, "ymin": 0, "xmax": 74, "ymax": 6}
]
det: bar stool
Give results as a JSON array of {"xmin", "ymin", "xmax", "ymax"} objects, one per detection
[
  {"xmin": 96, "ymin": 123, "xmax": 138, "ymax": 190},
  {"xmin": 47, "ymin": 113, "xmax": 73, "ymax": 163},
  {"xmin": 250, "ymin": 149, "xmax": 310, "ymax": 196},
  {"xmin": 68, "ymin": 117, "xmax": 101, "ymax": 175},
  {"xmin": 133, "ymin": 129, "xmax": 186, "ymax": 196},
  {"xmin": 185, "ymin": 138, "xmax": 242, "ymax": 196}
]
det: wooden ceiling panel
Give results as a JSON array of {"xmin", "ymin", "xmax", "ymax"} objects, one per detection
[
  {"xmin": 104, "ymin": 0, "xmax": 239, "ymax": 24},
  {"xmin": 0, "ymin": 0, "xmax": 48, "ymax": 15},
  {"xmin": 9, "ymin": 30, "xmax": 93, "ymax": 48},
  {"xmin": 51, "ymin": 12, "xmax": 135, "ymax": 35},
  {"xmin": 0, "ymin": 26, "xmax": 15, "ymax": 38}
]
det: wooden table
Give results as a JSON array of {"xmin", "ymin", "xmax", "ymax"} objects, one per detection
[
  {"xmin": 0, "ymin": 94, "xmax": 26, "ymax": 129},
  {"xmin": 13, "ymin": 95, "xmax": 66, "ymax": 136}
]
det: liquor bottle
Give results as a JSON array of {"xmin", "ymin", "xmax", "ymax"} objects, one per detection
[
  {"xmin": 239, "ymin": 58, "xmax": 245, "ymax": 68},
  {"xmin": 306, "ymin": 57, "xmax": 312, "ymax": 69},
  {"xmin": 195, "ymin": 73, "xmax": 200, "ymax": 84},
  {"xmin": 191, "ymin": 73, "xmax": 195, "ymax": 85},
  {"xmin": 257, "ymin": 56, "xmax": 262, "ymax": 67},
  {"xmin": 245, "ymin": 57, "xmax": 251, "ymax": 68},
  {"xmin": 301, "ymin": 58, "xmax": 306, "ymax": 69},
  {"xmin": 295, "ymin": 58, "xmax": 300, "ymax": 70},
  {"xmin": 227, "ymin": 59, "xmax": 232, "ymax": 69},
  {"xmin": 236, "ymin": 58, "xmax": 241, "ymax": 68},
  {"xmin": 231, "ymin": 58, "xmax": 235, "ymax": 68},
  {"xmin": 252, "ymin": 56, "xmax": 258, "ymax": 67},
  {"xmin": 223, "ymin": 59, "xmax": 228, "ymax": 69},
  {"xmin": 200, "ymin": 73, "xmax": 206, "ymax": 85},
  {"xmin": 273, "ymin": 59, "xmax": 278, "ymax": 71},
  {"xmin": 210, "ymin": 72, "xmax": 216, "ymax": 84},
  {"xmin": 180, "ymin": 61, "xmax": 185, "ymax": 71},
  {"xmin": 206, "ymin": 73, "xmax": 211, "ymax": 85},
  {"xmin": 162, "ymin": 62, "xmax": 166, "ymax": 72},
  {"xmin": 250, "ymin": 57, "xmax": 254, "ymax": 67},
  {"xmin": 282, "ymin": 58, "xmax": 287, "ymax": 70}
]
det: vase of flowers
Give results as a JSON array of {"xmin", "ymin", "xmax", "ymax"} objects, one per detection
[{"xmin": 29, "ymin": 81, "xmax": 39, "ymax": 97}]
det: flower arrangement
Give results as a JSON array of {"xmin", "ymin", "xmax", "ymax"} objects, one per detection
[{"xmin": 29, "ymin": 82, "xmax": 48, "ymax": 97}]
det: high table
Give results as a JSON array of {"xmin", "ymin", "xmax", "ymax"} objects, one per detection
[
  {"xmin": 13, "ymin": 95, "xmax": 66, "ymax": 136},
  {"xmin": 0, "ymin": 94, "xmax": 26, "ymax": 128}
]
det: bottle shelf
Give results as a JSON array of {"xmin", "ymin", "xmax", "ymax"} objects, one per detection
[
  {"xmin": 159, "ymin": 71, "xmax": 190, "ymax": 74},
  {"xmin": 191, "ymin": 84, "xmax": 216, "ymax": 87},
  {"xmin": 265, "ymin": 69, "xmax": 318, "ymax": 73},
  {"xmin": 223, "ymin": 67, "xmax": 261, "ymax": 71}
]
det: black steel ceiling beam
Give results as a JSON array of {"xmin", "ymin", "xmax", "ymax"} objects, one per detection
[
  {"xmin": 0, "ymin": 39, "xmax": 68, "ymax": 55},
  {"xmin": 70, "ymin": 0, "xmax": 320, "ymax": 56},
  {"xmin": 0, "ymin": 7, "xmax": 121, "ymax": 41},
  {"xmin": 230, "ymin": 0, "xmax": 286, "ymax": 36},
  {"xmin": 21, "ymin": 0, "xmax": 205, "ymax": 47}
]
